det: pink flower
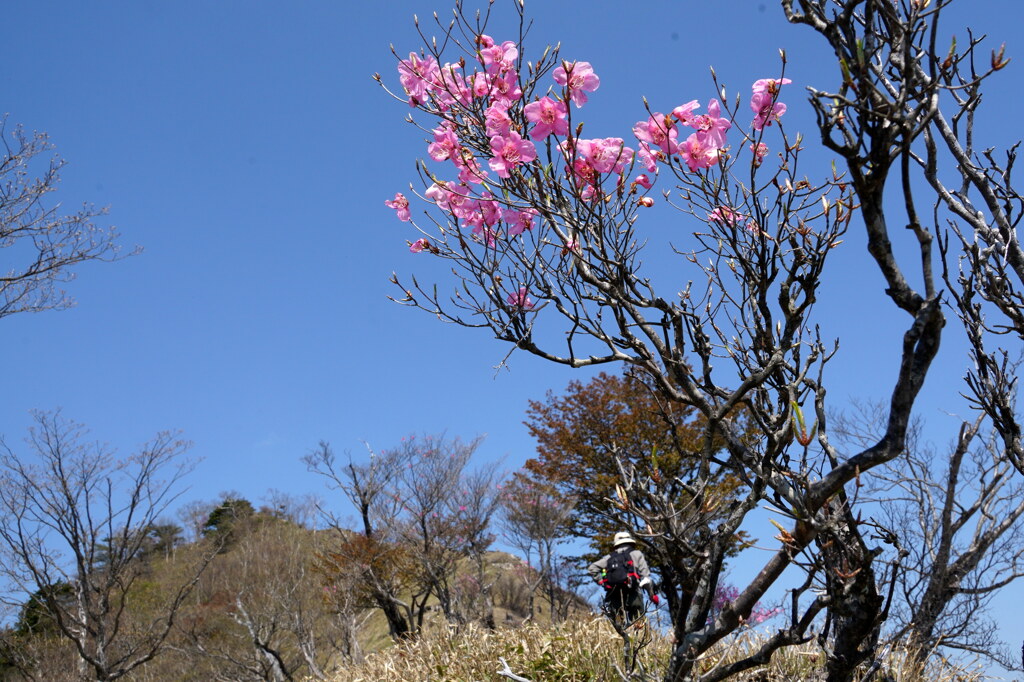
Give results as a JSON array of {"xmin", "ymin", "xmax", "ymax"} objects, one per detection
[
  {"xmin": 471, "ymin": 224, "xmax": 499, "ymax": 247},
  {"xmin": 561, "ymin": 139, "xmax": 597, "ymax": 187},
  {"xmin": 431, "ymin": 63, "xmax": 471, "ymax": 110},
  {"xmin": 688, "ymin": 99, "xmax": 732, "ymax": 148},
  {"xmin": 507, "ymin": 287, "xmax": 534, "ymax": 310},
  {"xmin": 524, "ymin": 96, "xmax": 569, "ymax": 139},
  {"xmin": 638, "ymin": 196, "xmax": 654, "ymax": 207},
  {"xmin": 398, "ymin": 53, "xmax": 440, "ymax": 106},
  {"xmin": 671, "ymin": 99, "xmax": 701, "ymax": 126},
  {"xmin": 491, "ymin": 69, "xmax": 522, "ymax": 104},
  {"xmin": 503, "ymin": 207, "xmax": 537, "ymax": 236},
  {"xmin": 708, "ymin": 206, "xmax": 744, "ymax": 226},
  {"xmin": 470, "ymin": 68, "xmax": 522, "ymax": 104},
  {"xmin": 636, "ymin": 141, "xmax": 660, "ymax": 173},
  {"xmin": 752, "ymin": 77, "xmax": 792, "ymax": 95},
  {"xmin": 553, "ymin": 60, "xmax": 600, "ymax": 107},
  {"xmin": 679, "ymin": 133, "xmax": 719, "ymax": 171},
  {"xmin": 750, "ymin": 142, "xmax": 769, "ymax": 164},
  {"xmin": 427, "ymin": 182, "xmax": 481, "ymax": 224},
  {"xmin": 456, "ymin": 155, "xmax": 489, "ymax": 184},
  {"xmin": 471, "ymin": 72, "xmax": 494, "ymax": 99},
  {"xmin": 634, "ymin": 173, "xmax": 654, "ymax": 189},
  {"xmin": 427, "ymin": 124, "xmax": 460, "ymax": 162},
  {"xmin": 478, "ymin": 37, "xmax": 518, "ymax": 75},
  {"xmin": 489, "ymin": 131, "xmax": 537, "ymax": 178},
  {"xmin": 485, "ymin": 102, "xmax": 513, "ymax": 138},
  {"xmin": 750, "ymin": 78, "xmax": 791, "ymax": 130},
  {"xmin": 409, "ymin": 238, "xmax": 430, "ymax": 253},
  {"xmin": 478, "ymin": 193, "xmax": 501, "ymax": 227},
  {"xmin": 385, "ymin": 192, "xmax": 411, "ymax": 221},
  {"xmin": 605, "ymin": 138, "xmax": 633, "ymax": 173},
  {"xmin": 751, "ymin": 91, "xmax": 787, "ymax": 130},
  {"xmin": 425, "ymin": 182, "xmax": 452, "ymax": 210},
  {"xmin": 578, "ymin": 137, "xmax": 632, "ymax": 174},
  {"xmin": 634, "ymin": 113, "xmax": 678, "ymax": 154},
  {"xmin": 445, "ymin": 184, "xmax": 479, "ymax": 222}
]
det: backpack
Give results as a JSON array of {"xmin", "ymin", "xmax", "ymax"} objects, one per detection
[{"xmin": 601, "ymin": 549, "xmax": 638, "ymax": 589}]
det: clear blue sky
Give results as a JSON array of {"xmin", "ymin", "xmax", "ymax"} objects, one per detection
[{"xmin": 3, "ymin": 0, "xmax": 1023, "ymax": 671}]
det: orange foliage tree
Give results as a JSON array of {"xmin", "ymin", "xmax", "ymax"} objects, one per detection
[{"xmin": 523, "ymin": 370, "xmax": 749, "ymax": 630}]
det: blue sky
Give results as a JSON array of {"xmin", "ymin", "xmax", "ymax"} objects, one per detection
[{"xmin": 4, "ymin": 0, "xmax": 1024, "ymax": 670}]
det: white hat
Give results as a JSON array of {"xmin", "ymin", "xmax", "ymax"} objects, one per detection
[{"xmin": 612, "ymin": 531, "xmax": 636, "ymax": 548}]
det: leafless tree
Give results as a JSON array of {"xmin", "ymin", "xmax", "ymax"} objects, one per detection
[
  {"xmin": 374, "ymin": 433, "xmax": 493, "ymax": 627},
  {"xmin": 0, "ymin": 117, "xmax": 128, "ymax": 319},
  {"xmin": 498, "ymin": 471, "xmax": 574, "ymax": 622},
  {"xmin": 834, "ymin": 401, "xmax": 1024, "ymax": 668},
  {"xmin": 178, "ymin": 517, "xmax": 352, "ymax": 682},
  {"xmin": 0, "ymin": 411, "xmax": 213, "ymax": 681},
  {"xmin": 0, "ymin": 629, "xmax": 78, "ymax": 682},
  {"xmin": 307, "ymin": 434, "xmax": 500, "ymax": 635},
  {"xmin": 259, "ymin": 490, "xmax": 320, "ymax": 528},
  {"xmin": 177, "ymin": 500, "xmax": 215, "ymax": 544},
  {"xmin": 381, "ymin": 0, "xmax": 1024, "ymax": 679},
  {"xmin": 449, "ymin": 461, "xmax": 504, "ymax": 626},
  {"xmin": 303, "ymin": 441, "xmax": 414, "ymax": 640}
]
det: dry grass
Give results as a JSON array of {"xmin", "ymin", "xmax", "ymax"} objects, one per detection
[
  {"xmin": 334, "ymin": 616, "xmax": 645, "ymax": 681},
  {"xmin": 325, "ymin": 615, "xmax": 992, "ymax": 681}
]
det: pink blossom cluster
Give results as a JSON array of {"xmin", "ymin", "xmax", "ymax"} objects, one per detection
[
  {"xmin": 386, "ymin": 36, "xmax": 794, "ymax": 222},
  {"xmin": 709, "ymin": 583, "xmax": 781, "ymax": 626},
  {"xmin": 389, "ymin": 21, "xmax": 794, "ymax": 221},
  {"xmin": 422, "ymin": 181, "xmax": 537, "ymax": 248},
  {"xmin": 389, "ymin": 36, "xmax": 546, "ymax": 236},
  {"xmin": 631, "ymin": 99, "xmax": 733, "ymax": 173},
  {"xmin": 385, "ymin": 29, "xmax": 796, "ymax": 313},
  {"xmin": 707, "ymin": 205, "xmax": 762, "ymax": 235},
  {"xmin": 560, "ymin": 136, "xmax": 633, "ymax": 199}
]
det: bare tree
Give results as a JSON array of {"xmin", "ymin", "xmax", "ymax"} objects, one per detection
[
  {"xmin": 0, "ymin": 411, "xmax": 212, "ymax": 681},
  {"xmin": 383, "ymin": 434, "xmax": 497, "ymax": 627},
  {"xmin": 498, "ymin": 471, "xmax": 574, "ymax": 622},
  {"xmin": 834, "ymin": 401, "xmax": 1024, "ymax": 667},
  {"xmin": 179, "ymin": 517, "xmax": 351, "ymax": 682},
  {"xmin": 0, "ymin": 117, "xmax": 128, "ymax": 319},
  {"xmin": 449, "ymin": 461, "xmax": 504, "ymax": 626},
  {"xmin": 308, "ymin": 434, "xmax": 501, "ymax": 635},
  {"xmin": 379, "ymin": 0, "xmax": 1024, "ymax": 679},
  {"xmin": 303, "ymin": 441, "xmax": 414, "ymax": 640},
  {"xmin": 177, "ymin": 500, "xmax": 215, "ymax": 544}
]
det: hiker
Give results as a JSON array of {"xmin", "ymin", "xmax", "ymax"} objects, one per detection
[{"xmin": 588, "ymin": 531, "xmax": 659, "ymax": 624}]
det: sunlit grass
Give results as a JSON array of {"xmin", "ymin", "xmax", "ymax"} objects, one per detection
[{"xmin": 325, "ymin": 615, "xmax": 989, "ymax": 681}]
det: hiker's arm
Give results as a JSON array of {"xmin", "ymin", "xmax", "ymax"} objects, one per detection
[
  {"xmin": 634, "ymin": 552, "xmax": 654, "ymax": 595},
  {"xmin": 587, "ymin": 556, "xmax": 607, "ymax": 582}
]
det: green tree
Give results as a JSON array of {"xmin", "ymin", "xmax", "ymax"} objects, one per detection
[
  {"xmin": 13, "ymin": 584, "xmax": 74, "ymax": 637},
  {"xmin": 202, "ymin": 497, "xmax": 256, "ymax": 549}
]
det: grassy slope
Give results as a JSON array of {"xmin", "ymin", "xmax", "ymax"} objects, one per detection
[{"xmin": 328, "ymin": 615, "xmax": 991, "ymax": 682}]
